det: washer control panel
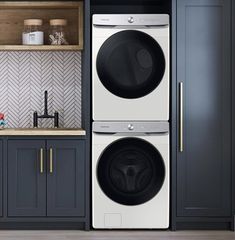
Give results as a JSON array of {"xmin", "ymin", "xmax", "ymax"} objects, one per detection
[{"xmin": 93, "ymin": 122, "xmax": 169, "ymax": 133}]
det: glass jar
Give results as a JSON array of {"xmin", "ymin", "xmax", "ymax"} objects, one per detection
[
  {"xmin": 22, "ymin": 19, "xmax": 44, "ymax": 45},
  {"xmin": 49, "ymin": 19, "xmax": 69, "ymax": 45}
]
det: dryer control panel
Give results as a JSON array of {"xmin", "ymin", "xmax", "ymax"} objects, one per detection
[{"xmin": 93, "ymin": 14, "xmax": 169, "ymax": 26}]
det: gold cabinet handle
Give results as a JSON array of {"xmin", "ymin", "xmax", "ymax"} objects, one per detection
[
  {"xmin": 179, "ymin": 82, "xmax": 184, "ymax": 152},
  {"xmin": 49, "ymin": 148, "xmax": 53, "ymax": 173},
  {"xmin": 40, "ymin": 148, "xmax": 44, "ymax": 173}
]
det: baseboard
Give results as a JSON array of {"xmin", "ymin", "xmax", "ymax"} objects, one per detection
[
  {"xmin": 175, "ymin": 221, "xmax": 232, "ymax": 230},
  {"xmin": 0, "ymin": 222, "xmax": 86, "ymax": 230}
]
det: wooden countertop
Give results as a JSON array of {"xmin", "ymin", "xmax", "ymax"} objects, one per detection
[{"xmin": 0, "ymin": 128, "xmax": 86, "ymax": 136}]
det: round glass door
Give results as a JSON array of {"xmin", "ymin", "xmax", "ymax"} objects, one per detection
[
  {"xmin": 96, "ymin": 30, "xmax": 166, "ymax": 99},
  {"xmin": 97, "ymin": 138, "xmax": 165, "ymax": 206}
]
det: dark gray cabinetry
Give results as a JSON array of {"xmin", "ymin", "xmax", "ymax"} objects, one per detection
[
  {"xmin": 7, "ymin": 139, "xmax": 85, "ymax": 218},
  {"xmin": 47, "ymin": 140, "xmax": 85, "ymax": 217},
  {"xmin": 174, "ymin": 0, "xmax": 232, "ymax": 226},
  {"xmin": 232, "ymin": 0, "xmax": 235, "ymax": 227},
  {"xmin": 0, "ymin": 140, "xmax": 2, "ymax": 217},
  {"xmin": 8, "ymin": 140, "xmax": 46, "ymax": 217}
]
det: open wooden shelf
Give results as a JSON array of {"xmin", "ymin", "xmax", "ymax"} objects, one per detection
[{"xmin": 0, "ymin": 1, "xmax": 83, "ymax": 51}]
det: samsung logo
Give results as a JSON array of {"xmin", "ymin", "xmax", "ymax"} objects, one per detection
[{"xmin": 100, "ymin": 18, "xmax": 110, "ymax": 22}]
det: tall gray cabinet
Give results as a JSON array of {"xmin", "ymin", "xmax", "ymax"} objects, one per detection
[
  {"xmin": 232, "ymin": 0, "xmax": 235, "ymax": 231},
  {"xmin": 172, "ymin": 0, "xmax": 233, "ymax": 230}
]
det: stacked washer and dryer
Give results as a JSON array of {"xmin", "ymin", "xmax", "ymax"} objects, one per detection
[{"xmin": 92, "ymin": 14, "xmax": 170, "ymax": 229}]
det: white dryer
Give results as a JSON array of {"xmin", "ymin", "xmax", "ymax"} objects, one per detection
[
  {"xmin": 92, "ymin": 14, "xmax": 170, "ymax": 121},
  {"xmin": 92, "ymin": 122, "xmax": 169, "ymax": 229}
]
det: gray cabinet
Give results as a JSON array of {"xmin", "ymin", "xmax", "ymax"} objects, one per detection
[
  {"xmin": 0, "ymin": 140, "xmax": 2, "ymax": 217},
  {"xmin": 176, "ymin": 0, "xmax": 232, "ymax": 217},
  {"xmin": 8, "ymin": 139, "xmax": 85, "ymax": 217},
  {"xmin": 47, "ymin": 140, "xmax": 85, "ymax": 217},
  {"xmin": 8, "ymin": 140, "xmax": 46, "ymax": 216},
  {"xmin": 233, "ymin": 0, "xmax": 235, "ymax": 224}
]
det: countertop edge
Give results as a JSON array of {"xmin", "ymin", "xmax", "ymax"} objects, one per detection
[{"xmin": 0, "ymin": 129, "xmax": 86, "ymax": 136}]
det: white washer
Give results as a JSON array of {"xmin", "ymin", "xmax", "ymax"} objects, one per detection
[
  {"xmin": 92, "ymin": 14, "xmax": 170, "ymax": 121},
  {"xmin": 92, "ymin": 122, "xmax": 169, "ymax": 229}
]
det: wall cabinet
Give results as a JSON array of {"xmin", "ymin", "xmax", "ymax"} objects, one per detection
[
  {"xmin": 173, "ymin": 0, "xmax": 232, "ymax": 229},
  {"xmin": 8, "ymin": 139, "xmax": 85, "ymax": 218}
]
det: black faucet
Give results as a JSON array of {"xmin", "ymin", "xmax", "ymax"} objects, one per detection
[{"xmin": 33, "ymin": 91, "xmax": 59, "ymax": 128}]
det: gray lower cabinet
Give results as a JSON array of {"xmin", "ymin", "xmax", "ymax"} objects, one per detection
[
  {"xmin": 176, "ymin": 0, "xmax": 232, "ymax": 217},
  {"xmin": 8, "ymin": 140, "xmax": 46, "ymax": 217},
  {"xmin": 8, "ymin": 139, "xmax": 85, "ymax": 217},
  {"xmin": 47, "ymin": 140, "xmax": 85, "ymax": 217},
  {"xmin": 0, "ymin": 140, "xmax": 3, "ymax": 217}
]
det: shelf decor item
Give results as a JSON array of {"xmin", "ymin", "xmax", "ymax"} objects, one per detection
[
  {"xmin": 49, "ymin": 19, "xmax": 69, "ymax": 45},
  {"xmin": 0, "ymin": 113, "xmax": 6, "ymax": 129},
  {"xmin": 22, "ymin": 19, "xmax": 44, "ymax": 45}
]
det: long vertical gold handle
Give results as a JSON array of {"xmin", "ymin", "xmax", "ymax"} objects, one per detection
[
  {"xmin": 40, "ymin": 148, "xmax": 44, "ymax": 173},
  {"xmin": 49, "ymin": 148, "xmax": 53, "ymax": 173},
  {"xmin": 179, "ymin": 82, "xmax": 184, "ymax": 152}
]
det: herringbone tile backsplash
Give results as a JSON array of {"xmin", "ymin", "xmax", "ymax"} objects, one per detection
[{"xmin": 0, "ymin": 51, "xmax": 82, "ymax": 128}]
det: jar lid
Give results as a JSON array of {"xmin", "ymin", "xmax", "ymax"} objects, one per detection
[
  {"xmin": 24, "ymin": 19, "xmax": 43, "ymax": 26},
  {"xmin": 50, "ymin": 19, "xmax": 67, "ymax": 26}
]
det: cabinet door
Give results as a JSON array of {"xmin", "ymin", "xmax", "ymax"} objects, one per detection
[
  {"xmin": 0, "ymin": 140, "xmax": 2, "ymax": 216},
  {"xmin": 233, "ymin": 0, "xmax": 235, "ymax": 220},
  {"xmin": 8, "ymin": 140, "xmax": 46, "ymax": 216},
  {"xmin": 177, "ymin": 0, "xmax": 231, "ymax": 216},
  {"xmin": 47, "ymin": 140, "xmax": 85, "ymax": 216}
]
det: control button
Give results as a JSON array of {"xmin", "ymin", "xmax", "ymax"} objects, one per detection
[
  {"xmin": 128, "ymin": 124, "xmax": 134, "ymax": 130},
  {"xmin": 128, "ymin": 16, "xmax": 134, "ymax": 23}
]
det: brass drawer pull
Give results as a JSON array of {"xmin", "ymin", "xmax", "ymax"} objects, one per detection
[
  {"xmin": 40, "ymin": 148, "xmax": 44, "ymax": 173},
  {"xmin": 49, "ymin": 148, "xmax": 53, "ymax": 173},
  {"xmin": 179, "ymin": 82, "xmax": 184, "ymax": 152}
]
